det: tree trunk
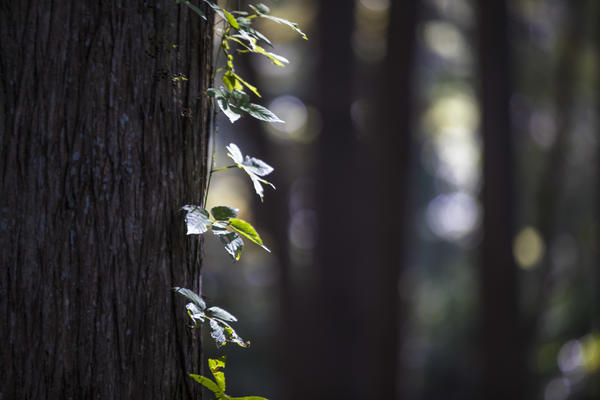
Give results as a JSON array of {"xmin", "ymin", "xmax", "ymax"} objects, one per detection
[
  {"xmin": 0, "ymin": 1, "xmax": 213, "ymax": 398},
  {"xmin": 365, "ymin": 0, "xmax": 417, "ymax": 398},
  {"xmin": 477, "ymin": 1, "xmax": 524, "ymax": 398}
]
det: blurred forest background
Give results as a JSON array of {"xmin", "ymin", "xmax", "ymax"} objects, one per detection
[{"xmin": 204, "ymin": 0, "xmax": 600, "ymax": 399}]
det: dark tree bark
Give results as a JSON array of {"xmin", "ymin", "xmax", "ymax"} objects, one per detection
[
  {"xmin": 477, "ymin": 1, "xmax": 524, "ymax": 398},
  {"xmin": 0, "ymin": 1, "xmax": 213, "ymax": 398}
]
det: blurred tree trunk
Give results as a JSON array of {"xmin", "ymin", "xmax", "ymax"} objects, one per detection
[
  {"xmin": 365, "ymin": 0, "xmax": 417, "ymax": 398},
  {"xmin": 312, "ymin": 1, "xmax": 365, "ymax": 398},
  {"xmin": 477, "ymin": 1, "xmax": 525, "ymax": 399},
  {"xmin": 0, "ymin": 1, "xmax": 213, "ymax": 398}
]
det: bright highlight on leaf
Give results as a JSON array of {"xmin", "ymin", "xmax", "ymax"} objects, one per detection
[
  {"xmin": 182, "ymin": 205, "xmax": 211, "ymax": 234},
  {"xmin": 226, "ymin": 143, "xmax": 276, "ymax": 201}
]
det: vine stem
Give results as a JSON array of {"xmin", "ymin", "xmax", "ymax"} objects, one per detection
[{"xmin": 211, "ymin": 165, "xmax": 237, "ymax": 172}]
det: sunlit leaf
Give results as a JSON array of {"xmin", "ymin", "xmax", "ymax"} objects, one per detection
[
  {"xmin": 226, "ymin": 143, "xmax": 244, "ymax": 164},
  {"xmin": 242, "ymin": 156, "xmax": 273, "ymax": 176},
  {"xmin": 210, "ymin": 319, "xmax": 227, "ymax": 346},
  {"xmin": 211, "ymin": 206, "xmax": 239, "ymax": 220},
  {"xmin": 207, "ymin": 306, "xmax": 238, "ymax": 322},
  {"xmin": 229, "ymin": 218, "xmax": 269, "ymax": 252},
  {"xmin": 259, "ymin": 14, "xmax": 308, "ymax": 40},
  {"xmin": 217, "ymin": 98, "xmax": 242, "ymax": 123},
  {"xmin": 208, "ymin": 356, "xmax": 227, "ymax": 392},
  {"xmin": 226, "ymin": 143, "xmax": 275, "ymax": 200},
  {"xmin": 174, "ymin": 286, "xmax": 206, "ymax": 310},
  {"xmin": 240, "ymin": 103, "xmax": 284, "ymax": 123},
  {"xmin": 223, "ymin": 9, "xmax": 239, "ymax": 29},
  {"xmin": 253, "ymin": 45, "xmax": 288, "ymax": 66},
  {"xmin": 182, "ymin": 205, "xmax": 211, "ymax": 234},
  {"xmin": 223, "ymin": 325, "xmax": 250, "ymax": 348},
  {"xmin": 186, "ymin": 303, "xmax": 206, "ymax": 324},
  {"xmin": 232, "ymin": 73, "xmax": 261, "ymax": 97},
  {"xmin": 189, "ymin": 374, "xmax": 221, "ymax": 394},
  {"xmin": 254, "ymin": 3, "xmax": 270, "ymax": 14},
  {"xmin": 213, "ymin": 226, "xmax": 244, "ymax": 261},
  {"xmin": 222, "ymin": 71, "xmax": 243, "ymax": 91},
  {"xmin": 248, "ymin": 173, "xmax": 276, "ymax": 201}
]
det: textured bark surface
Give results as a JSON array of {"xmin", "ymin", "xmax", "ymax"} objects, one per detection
[{"xmin": 0, "ymin": 1, "xmax": 213, "ymax": 398}]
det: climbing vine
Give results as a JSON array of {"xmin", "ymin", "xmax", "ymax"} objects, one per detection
[{"xmin": 172, "ymin": 1, "xmax": 306, "ymax": 398}]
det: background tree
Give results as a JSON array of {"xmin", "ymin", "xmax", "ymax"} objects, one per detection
[{"xmin": 0, "ymin": 1, "xmax": 213, "ymax": 398}]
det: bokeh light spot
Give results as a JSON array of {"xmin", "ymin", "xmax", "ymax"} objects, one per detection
[{"xmin": 513, "ymin": 226, "xmax": 545, "ymax": 270}]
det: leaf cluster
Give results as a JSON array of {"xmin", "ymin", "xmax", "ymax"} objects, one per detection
[
  {"xmin": 174, "ymin": 287, "xmax": 249, "ymax": 348},
  {"xmin": 182, "ymin": 204, "xmax": 269, "ymax": 261},
  {"xmin": 190, "ymin": 356, "xmax": 268, "ymax": 400},
  {"xmin": 179, "ymin": 0, "xmax": 305, "ymax": 124}
]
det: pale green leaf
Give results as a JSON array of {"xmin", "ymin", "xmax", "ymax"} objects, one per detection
[
  {"xmin": 260, "ymin": 14, "xmax": 308, "ymax": 39},
  {"xmin": 210, "ymin": 319, "xmax": 227, "ymax": 347},
  {"xmin": 173, "ymin": 287, "xmax": 206, "ymax": 310},
  {"xmin": 186, "ymin": 303, "xmax": 206, "ymax": 324},
  {"xmin": 207, "ymin": 306, "xmax": 238, "ymax": 322},
  {"xmin": 242, "ymin": 156, "xmax": 273, "ymax": 176},
  {"xmin": 217, "ymin": 98, "xmax": 242, "ymax": 123},
  {"xmin": 240, "ymin": 103, "xmax": 284, "ymax": 123},
  {"xmin": 213, "ymin": 228, "xmax": 244, "ymax": 261},
  {"xmin": 182, "ymin": 205, "xmax": 211, "ymax": 234},
  {"xmin": 226, "ymin": 143, "xmax": 244, "ymax": 164}
]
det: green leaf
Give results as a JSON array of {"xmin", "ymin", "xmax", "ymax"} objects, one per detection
[
  {"xmin": 186, "ymin": 303, "xmax": 206, "ymax": 324},
  {"xmin": 229, "ymin": 218, "xmax": 270, "ymax": 252},
  {"xmin": 211, "ymin": 206, "xmax": 239, "ymax": 220},
  {"xmin": 232, "ymin": 73, "xmax": 261, "ymax": 98},
  {"xmin": 242, "ymin": 157, "xmax": 274, "ymax": 177},
  {"xmin": 213, "ymin": 228, "xmax": 244, "ymax": 261},
  {"xmin": 225, "ymin": 143, "xmax": 275, "ymax": 200},
  {"xmin": 226, "ymin": 143, "xmax": 244, "ymax": 164},
  {"xmin": 189, "ymin": 374, "xmax": 221, "ymax": 394},
  {"xmin": 253, "ymin": 45, "xmax": 288, "ymax": 66},
  {"xmin": 231, "ymin": 90, "xmax": 251, "ymax": 106},
  {"xmin": 248, "ymin": 173, "xmax": 276, "ymax": 202},
  {"xmin": 222, "ymin": 71, "xmax": 242, "ymax": 91},
  {"xmin": 260, "ymin": 14, "xmax": 308, "ymax": 40},
  {"xmin": 173, "ymin": 287, "xmax": 206, "ymax": 310},
  {"xmin": 240, "ymin": 103, "xmax": 284, "ymax": 123},
  {"xmin": 204, "ymin": 2, "xmax": 239, "ymax": 29},
  {"xmin": 223, "ymin": 325, "xmax": 250, "ymax": 348},
  {"xmin": 217, "ymin": 98, "xmax": 242, "ymax": 123},
  {"xmin": 210, "ymin": 319, "xmax": 227, "ymax": 347},
  {"xmin": 183, "ymin": 1, "xmax": 207, "ymax": 20},
  {"xmin": 208, "ymin": 357, "xmax": 227, "ymax": 392},
  {"xmin": 182, "ymin": 205, "xmax": 211, "ymax": 234},
  {"xmin": 223, "ymin": 10, "xmax": 240, "ymax": 29},
  {"xmin": 207, "ymin": 306, "xmax": 238, "ymax": 322},
  {"xmin": 255, "ymin": 3, "xmax": 270, "ymax": 14}
]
